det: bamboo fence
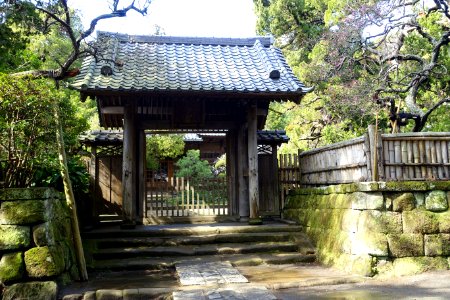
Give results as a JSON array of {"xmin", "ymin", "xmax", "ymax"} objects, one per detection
[{"xmin": 279, "ymin": 127, "xmax": 450, "ymax": 187}]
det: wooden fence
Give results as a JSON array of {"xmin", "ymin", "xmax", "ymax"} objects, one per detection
[
  {"xmin": 278, "ymin": 127, "xmax": 450, "ymax": 187},
  {"xmin": 146, "ymin": 176, "xmax": 228, "ymax": 217}
]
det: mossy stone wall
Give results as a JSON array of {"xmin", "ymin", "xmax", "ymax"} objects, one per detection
[
  {"xmin": 284, "ymin": 181, "xmax": 450, "ymax": 277},
  {"xmin": 0, "ymin": 188, "xmax": 78, "ymax": 299}
]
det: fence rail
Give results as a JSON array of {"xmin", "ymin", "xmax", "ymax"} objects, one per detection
[
  {"xmin": 146, "ymin": 176, "xmax": 228, "ymax": 217},
  {"xmin": 278, "ymin": 128, "xmax": 450, "ymax": 187}
]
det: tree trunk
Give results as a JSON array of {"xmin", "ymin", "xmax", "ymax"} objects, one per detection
[{"xmin": 53, "ymin": 100, "xmax": 88, "ymax": 281}]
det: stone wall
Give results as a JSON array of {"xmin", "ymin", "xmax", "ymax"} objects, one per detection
[
  {"xmin": 0, "ymin": 188, "xmax": 78, "ymax": 299},
  {"xmin": 284, "ymin": 181, "xmax": 450, "ymax": 277}
]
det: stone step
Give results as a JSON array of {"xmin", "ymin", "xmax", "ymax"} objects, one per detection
[
  {"xmin": 94, "ymin": 232, "xmax": 306, "ymax": 249},
  {"xmin": 93, "ymin": 242, "xmax": 301, "ymax": 260},
  {"xmin": 82, "ymin": 223, "xmax": 303, "ymax": 239},
  {"xmin": 91, "ymin": 253, "xmax": 317, "ymax": 271}
]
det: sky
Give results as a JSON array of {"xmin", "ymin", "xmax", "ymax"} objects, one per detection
[{"xmin": 70, "ymin": 0, "xmax": 257, "ymax": 37}]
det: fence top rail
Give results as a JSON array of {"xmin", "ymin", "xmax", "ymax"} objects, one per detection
[
  {"xmin": 299, "ymin": 136, "xmax": 365, "ymax": 157},
  {"xmin": 381, "ymin": 132, "xmax": 450, "ymax": 140}
]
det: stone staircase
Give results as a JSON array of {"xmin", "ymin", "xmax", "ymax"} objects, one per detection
[{"xmin": 81, "ymin": 222, "xmax": 316, "ymax": 271}]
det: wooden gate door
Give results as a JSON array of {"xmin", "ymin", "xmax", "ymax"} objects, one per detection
[
  {"xmin": 145, "ymin": 175, "xmax": 230, "ymax": 220},
  {"xmin": 258, "ymin": 154, "xmax": 280, "ymax": 216}
]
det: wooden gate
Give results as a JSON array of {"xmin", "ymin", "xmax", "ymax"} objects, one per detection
[
  {"xmin": 146, "ymin": 175, "xmax": 229, "ymax": 219},
  {"xmin": 258, "ymin": 154, "xmax": 280, "ymax": 216}
]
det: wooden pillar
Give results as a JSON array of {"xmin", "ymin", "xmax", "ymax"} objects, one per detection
[
  {"xmin": 92, "ymin": 146, "xmax": 99, "ymax": 225},
  {"xmin": 137, "ymin": 130, "xmax": 146, "ymax": 222},
  {"xmin": 272, "ymin": 144, "xmax": 280, "ymax": 215},
  {"xmin": 247, "ymin": 105, "xmax": 261, "ymax": 223},
  {"xmin": 226, "ymin": 130, "xmax": 238, "ymax": 216},
  {"xmin": 237, "ymin": 124, "xmax": 249, "ymax": 220},
  {"xmin": 122, "ymin": 102, "xmax": 137, "ymax": 228}
]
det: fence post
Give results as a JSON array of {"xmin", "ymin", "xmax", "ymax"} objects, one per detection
[{"xmin": 367, "ymin": 125, "xmax": 377, "ymax": 181}]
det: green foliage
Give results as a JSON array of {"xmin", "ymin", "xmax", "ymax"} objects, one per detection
[
  {"xmin": 146, "ymin": 134, "xmax": 185, "ymax": 170},
  {"xmin": 256, "ymin": 0, "xmax": 450, "ymax": 152},
  {"xmin": 0, "ymin": 73, "xmax": 92, "ymax": 187},
  {"xmin": 33, "ymin": 156, "xmax": 89, "ymax": 195},
  {"xmin": 175, "ymin": 150, "xmax": 213, "ymax": 182}
]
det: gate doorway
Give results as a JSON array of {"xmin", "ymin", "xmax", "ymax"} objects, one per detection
[{"xmin": 145, "ymin": 175, "xmax": 229, "ymax": 221}]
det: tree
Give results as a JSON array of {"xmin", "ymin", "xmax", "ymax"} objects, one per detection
[
  {"xmin": 1, "ymin": 0, "xmax": 152, "ymax": 281},
  {"xmin": 256, "ymin": 0, "xmax": 450, "ymax": 152},
  {"xmin": 175, "ymin": 150, "xmax": 213, "ymax": 182},
  {"xmin": 146, "ymin": 134, "xmax": 185, "ymax": 171}
]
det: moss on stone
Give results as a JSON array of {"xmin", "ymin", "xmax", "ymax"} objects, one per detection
[
  {"xmin": 358, "ymin": 210, "xmax": 402, "ymax": 234},
  {"xmin": 0, "ymin": 252, "xmax": 24, "ymax": 283},
  {"xmin": 392, "ymin": 257, "xmax": 448, "ymax": 277},
  {"xmin": 0, "ymin": 225, "xmax": 30, "ymax": 250},
  {"xmin": 414, "ymin": 193, "xmax": 425, "ymax": 208},
  {"xmin": 3, "ymin": 188, "xmax": 59, "ymax": 201},
  {"xmin": 424, "ymin": 234, "xmax": 443, "ymax": 256},
  {"xmin": 402, "ymin": 210, "xmax": 439, "ymax": 234},
  {"xmin": 428, "ymin": 181, "xmax": 450, "ymax": 191},
  {"xmin": 2, "ymin": 281, "xmax": 58, "ymax": 300},
  {"xmin": 384, "ymin": 181, "xmax": 428, "ymax": 191},
  {"xmin": 425, "ymin": 190, "xmax": 448, "ymax": 212},
  {"xmin": 387, "ymin": 233, "xmax": 424, "ymax": 257},
  {"xmin": 24, "ymin": 246, "xmax": 65, "ymax": 278},
  {"xmin": 357, "ymin": 182, "xmax": 380, "ymax": 192},
  {"xmin": 0, "ymin": 200, "xmax": 45, "ymax": 225},
  {"xmin": 439, "ymin": 211, "xmax": 450, "ymax": 233},
  {"xmin": 386, "ymin": 193, "xmax": 415, "ymax": 212}
]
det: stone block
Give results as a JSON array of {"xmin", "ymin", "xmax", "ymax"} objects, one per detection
[
  {"xmin": 357, "ymin": 182, "xmax": 380, "ymax": 192},
  {"xmin": 425, "ymin": 234, "xmax": 443, "ymax": 256},
  {"xmin": 424, "ymin": 234, "xmax": 450, "ymax": 256},
  {"xmin": 387, "ymin": 234, "xmax": 424, "ymax": 257},
  {"xmin": 25, "ymin": 246, "xmax": 65, "ymax": 278},
  {"xmin": 0, "ymin": 252, "xmax": 24, "ymax": 283},
  {"xmin": 351, "ymin": 232, "xmax": 388, "ymax": 256},
  {"xmin": 384, "ymin": 181, "xmax": 428, "ymax": 191},
  {"xmin": 0, "ymin": 225, "xmax": 30, "ymax": 250},
  {"xmin": 392, "ymin": 257, "xmax": 448, "ymax": 277},
  {"xmin": 83, "ymin": 291, "xmax": 96, "ymax": 300},
  {"xmin": 351, "ymin": 192, "xmax": 384, "ymax": 210},
  {"xmin": 334, "ymin": 193, "xmax": 352, "ymax": 209},
  {"xmin": 3, "ymin": 188, "xmax": 59, "ymax": 201},
  {"xmin": 63, "ymin": 294, "xmax": 83, "ymax": 300},
  {"xmin": 414, "ymin": 193, "xmax": 425, "ymax": 208},
  {"xmin": 2, "ymin": 281, "xmax": 58, "ymax": 300},
  {"xmin": 358, "ymin": 210, "xmax": 402, "ymax": 234},
  {"xmin": 0, "ymin": 200, "xmax": 45, "ymax": 225},
  {"xmin": 439, "ymin": 211, "xmax": 450, "ymax": 233},
  {"xmin": 386, "ymin": 193, "xmax": 415, "ymax": 212},
  {"xmin": 341, "ymin": 209, "xmax": 360, "ymax": 233},
  {"xmin": 403, "ymin": 210, "xmax": 439, "ymax": 234},
  {"xmin": 123, "ymin": 289, "xmax": 139, "ymax": 300},
  {"xmin": 375, "ymin": 259, "xmax": 394, "ymax": 277},
  {"xmin": 336, "ymin": 254, "xmax": 375, "ymax": 277},
  {"xmin": 33, "ymin": 223, "xmax": 56, "ymax": 247},
  {"xmin": 425, "ymin": 191, "xmax": 448, "ymax": 212},
  {"xmin": 96, "ymin": 289, "xmax": 123, "ymax": 300}
]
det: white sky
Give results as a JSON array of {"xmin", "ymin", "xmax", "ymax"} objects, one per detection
[{"xmin": 70, "ymin": 0, "xmax": 257, "ymax": 37}]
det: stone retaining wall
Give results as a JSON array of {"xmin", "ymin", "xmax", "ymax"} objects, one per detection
[
  {"xmin": 283, "ymin": 181, "xmax": 450, "ymax": 277},
  {"xmin": 0, "ymin": 188, "xmax": 78, "ymax": 299}
]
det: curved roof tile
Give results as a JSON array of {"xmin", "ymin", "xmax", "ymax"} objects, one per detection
[{"xmin": 71, "ymin": 32, "xmax": 312, "ymax": 95}]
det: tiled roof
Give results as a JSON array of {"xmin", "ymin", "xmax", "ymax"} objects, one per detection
[
  {"xmin": 71, "ymin": 32, "xmax": 312, "ymax": 95},
  {"xmin": 257, "ymin": 130, "xmax": 289, "ymax": 145},
  {"xmin": 80, "ymin": 130, "xmax": 288, "ymax": 145},
  {"xmin": 79, "ymin": 130, "xmax": 123, "ymax": 145}
]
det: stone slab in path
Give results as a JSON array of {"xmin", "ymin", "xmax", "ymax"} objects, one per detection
[
  {"xmin": 176, "ymin": 261, "xmax": 249, "ymax": 285},
  {"xmin": 173, "ymin": 285, "xmax": 277, "ymax": 300}
]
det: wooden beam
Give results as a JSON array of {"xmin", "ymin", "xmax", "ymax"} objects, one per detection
[
  {"xmin": 226, "ymin": 130, "xmax": 238, "ymax": 216},
  {"xmin": 247, "ymin": 105, "xmax": 260, "ymax": 223},
  {"xmin": 237, "ymin": 124, "xmax": 249, "ymax": 220},
  {"xmin": 122, "ymin": 102, "xmax": 137, "ymax": 228},
  {"xmin": 137, "ymin": 130, "xmax": 146, "ymax": 222}
]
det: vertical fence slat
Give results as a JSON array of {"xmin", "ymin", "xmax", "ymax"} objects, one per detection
[
  {"xmin": 407, "ymin": 141, "xmax": 414, "ymax": 180},
  {"xmin": 419, "ymin": 140, "xmax": 427, "ymax": 179},
  {"xmin": 436, "ymin": 141, "xmax": 443, "ymax": 179},
  {"xmin": 443, "ymin": 141, "xmax": 449, "ymax": 179}
]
